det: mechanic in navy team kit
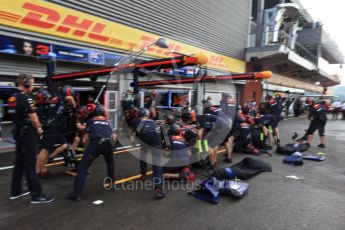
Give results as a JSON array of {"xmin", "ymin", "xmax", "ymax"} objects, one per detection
[
  {"xmin": 49, "ymin": 85, "xmax": 76, "ymax": 159},
  {"xmin": 68, "ymin": 104, "xmax": 116, "ymax": 202},
  {"xmin": 135, "ymin": 108, "xmax": 165, "ymax": 198},
  {"xmin": 71, "ymin": 105, "xmax": 90, "ymax": 151},
  {"xmin": 162, "ymin": 123, "xmax": 192, "ymax": 181},
  {"xmin": 306, "ymin": 99, "xmax": 328, "ymax": 148},
  {"xmin": 35, "ymin": 89, "xmax": 55, "ymax": 178},
  {"xmin": 8, "ymin": 74, "xmax": 55, "ymax": 204},
  {"xmin": 220, "ymin": 95, "xmax": 237, "ymax": 163},
  {"xmin": 265, "ymin": 95, "xmax": 282, "ymax": 144},
  {"xmin": 198, "ymin": 101, "xmax": 231, "ymax": 171}
]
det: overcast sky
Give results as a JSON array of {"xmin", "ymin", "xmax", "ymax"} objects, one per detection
[{"xmin": 299, "ymin": 0, "xmax": 345, "ymax": 84}]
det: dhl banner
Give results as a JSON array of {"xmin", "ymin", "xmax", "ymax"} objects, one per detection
[{"xmin": 0, "ymin": 0, "xmax": 245, "ymax": 72}]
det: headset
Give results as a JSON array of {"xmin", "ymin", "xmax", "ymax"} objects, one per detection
[
  {"xmin": 16, "ymin": 74, "xmax": 32, "ymax": 88},
  {"xmin": 23, "ymin": 74, "xmax": 32, "ymax": 88}
]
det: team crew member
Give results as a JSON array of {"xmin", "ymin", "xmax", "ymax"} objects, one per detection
[
  {"xmin": 68, "ymin": 105, "xmax": 116, "ymax": 202},
  {"xmin": 163, "ymin": 124, "xmax": 192, "ymax": 180},
  {"xmin": 8, "ymin": 74, "xmax": 54, "ymax": 204},
  {"xmin": 265, "ymin": 95, "xmax": 282, "ymax": 144},
  {"xmin": 72, "ymin": 105, "xmax": 89, "ymax": 151},
  {"xmin": 233, "ymin": 114, "xmax": 251, "ymax": 153},
  {"xmin": 306, "ymin": 100, "xmax": 328, "ymax": 148},
  {"xmin": 255, "ymin": 114, "xmax": 276, "ymax": 149},
  {"xmin": 86, "ymin": 95, "xmax": 96, "ymax": 113},
  {"xmin": 49, "ymin": 85, "xmax": 76, "ymax": 158},
  {"xmin": 125, "ymin": 107, "xmax": 139, "ymax": 146},
  {"xmin": 35, "ymin": 89, "xmax": 56, "ymax": 178},
  {"xmin": 135, "ymin": 108, "xmax": 165, "ymax": 198},
  {"xmin": 197, "ymin": 105, "xmax": 216, "ymax": 170},
  {"xmin": 198, "ymin": 102, "xmax": 230, "ymax": 171},
  {"xmin": 220, "ymin": 96, "xmax": 237, "ymax": 163},
  {"xmin": 144, "ymin": 90, "xmax": 158, "ymax": 120}
]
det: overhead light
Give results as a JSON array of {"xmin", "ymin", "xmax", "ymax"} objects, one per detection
[
  {"xmin": 155, "ymin": 38, "xmax": 169, "ymax": 49},
  {"xmin": 315, "ymin": 81, "xmax": 320, "ymax": 85}
]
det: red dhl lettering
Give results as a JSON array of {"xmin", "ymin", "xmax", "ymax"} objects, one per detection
[
  {"xmin": 208, "ymin": 56, "xmax": 225, "ymax": 67},
  {"xmin": 15, "ymin": 2, "xmax": 234, "ymax": 69},
  {"xmin": 56, "ymin": 15, "xmax": 93, "ymax": 36},
  {"xmin": 20, "ymin": 2, "xmax": 109, "ymax": 42},
  {"xmin": 140, "ymin": 35, "xmax": 182, "ymax": 56}
]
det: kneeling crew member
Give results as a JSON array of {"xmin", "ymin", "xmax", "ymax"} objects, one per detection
[
  {"xmin": 163, "ymin": 124, "xmax": 191, "ymax": 181},
  {"xmin": 68, "ymin": 104, "xmax": 116, "ymax": 202}
]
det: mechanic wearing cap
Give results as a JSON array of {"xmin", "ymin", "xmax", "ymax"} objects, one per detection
[
  {"xmin": 306, "ymin": 100, "xmax": 328, "ymax": 148},
  {"xmin": 135, "ymin": 108, "xmax": 165, "ymax": 198},
  {"xmin": 8, "ymin": 74, "xmax": 54, "ymax": 204},
  {"xmin": 68, "ymin": 104, "xmax": 116, "ymax": 202}
]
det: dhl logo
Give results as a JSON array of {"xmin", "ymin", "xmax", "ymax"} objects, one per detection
[
  {"xmin": 21, "ymin": 3, "xmax": 108, "ymax": 42},
  {"xmin": 0, "ymin": 0, "xmax": 244, "ymax": 72}
]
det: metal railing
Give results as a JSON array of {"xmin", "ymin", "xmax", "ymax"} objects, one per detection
[
  {"xmin": 248, "ymin": 30, "xmax": 318, "ymax": 66},
  {"xmin": 280, "ymin": 30, "xmax": 318, "ymax": 66}
]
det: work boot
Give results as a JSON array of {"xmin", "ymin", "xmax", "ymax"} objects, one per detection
[
  {"xmin": 138, "ymin": 174, "xmax": 147, "ymax": 181},
  {"xmin": 154, "ymin": 187, "xmax": 166, "ymax": 199},
  {"xmin": 318, "ymin": 144, "xmax": 325, "ymax": 148},
  {"xmin": 223, "ymin": 157, "xmax": 232, "ymax": 164},
  {"xmin": 67, "ymin": 193, "xmax": 82, "ymax": 202}
]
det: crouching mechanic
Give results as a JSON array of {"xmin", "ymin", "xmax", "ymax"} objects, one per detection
[
  {"xmin": 67, "ymin": 104, "xmax": 116, "ymax": 202},
  {"xmin": 306, "ymin": 100, "xmax": 328, "ymax": 148},
  {"xmin": 163, "ymin": 124, "xmax": 192, "ymax": 181},
  {"xmin": 233, "ymin": 114, "xmax": 259, "ymax": 155}
]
